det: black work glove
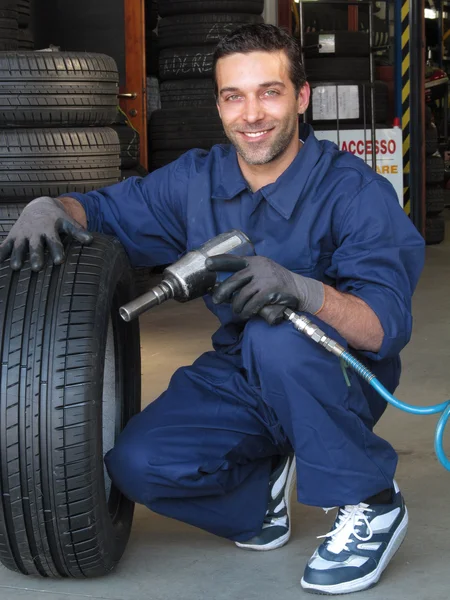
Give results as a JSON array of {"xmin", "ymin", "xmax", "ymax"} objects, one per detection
[
  {"xmin": 0, "ymin": 196, "xmax": 93, "ymax": 272},
  {"xmin": 206, "ymin": 255, "xmax": 325, "ymax": 325}
]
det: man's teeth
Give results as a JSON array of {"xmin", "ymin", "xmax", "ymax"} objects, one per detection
[{"xmin": 244, "ymin": 130, "xmax": 268, "ymax": 137}]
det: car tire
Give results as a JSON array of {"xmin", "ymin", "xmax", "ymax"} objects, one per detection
[
  {"xmin": 425, "ymin": 123, "xmax": 438, "ymax": 156},
  {"xmin": 426, "ymin": 154, "xmax": 445, "ymax": 184},
  {"xmin": 17, "ymin": 0, "xmax": 30, "ymax": 28},
  {"xmin": 0, "ymin": 202, "xmax": 27, "ymax": 241},
  {"xmin": 425, "ymin": 216, "xmax": 445, "ymax": 244},
  {"xmin": 0, "ymin": 51, "xmax": 119, "ymax": 127},
  {"xmin": 158, "ymin": 13, "xmax": 263, "ymax": 50},
  {"xmin": 159, "ymin": 45, "xmax": 216, "ymax": 80},
  {"xmin": 160, "ymin": 79, "xmax": 216, "ymax": 108},
  {"xmin": 149, "ymin": 107, "xmax": 226, "ymax": 151},
  {"xmin": 0, "ymin": 234, "xmax": 141, "ymax": 577},
  {"xmin": 111, "ymin": 125, "xmax": 140, "ymax": 170},
  {"xmin": 426, "ymin": 185, "xmax": 444, "ymax": 215},
  {"xmin": 158, "ymin": 0, "xmax": 264, "ymax": 17},
  {"xmin": 0, "ymin": 6, "xmax": 18, "ymax": 50},
  {"xmin": 0, "ymin": 128, "xmax": 121, "ymax": 202}
]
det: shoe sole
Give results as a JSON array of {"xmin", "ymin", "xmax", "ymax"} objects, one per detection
[
  {"xmin": 300, "ymin": 507, "xmax": 409, "ymax": 595},
  {"xmin": 235, "ymin": 457, "xmax": 297, "ymax": 552}
]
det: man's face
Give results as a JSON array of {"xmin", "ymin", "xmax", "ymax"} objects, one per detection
[{"xmin": 216, "ymin": 50, "xmax": 310, "ymax": 165}]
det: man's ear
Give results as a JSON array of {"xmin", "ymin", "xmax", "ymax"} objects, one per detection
[{"xmin": 297, "ymin": 82, "xmax": 311, "ymax": 116}]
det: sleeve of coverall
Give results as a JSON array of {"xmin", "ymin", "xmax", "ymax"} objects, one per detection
[
  {"xmin": 329, "ymin": 178, "xmax": 425, "ymax": 361},
  {"xmin": 61, "ymin": 157, "xmax": 189, "ymax": 268}
]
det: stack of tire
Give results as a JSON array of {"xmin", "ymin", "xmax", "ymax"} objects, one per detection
[
  {"xmin": 0, "ymin": 43, "xmax": 122, "ymax": 242},
  {"xmin": 303, "ymin": 31, "xmax": 389, "ymax": 129},
  {"xmin": 111, "ymin": 120, "xmax": 144, "ymax": 180},
  {"xmin": 0, "ymin": 0, "xmax": 18, "ymax": 50},
  {"xmin": 17, "ymin": 0, "xmax": 32, "ymax": 50},
  {"xmin": 425, "ymin": 107, "xmax": 445, "ymax": 245},
  {"xmin": 149, "ymin": 0, "xmax": 265, "ymax": 171}
]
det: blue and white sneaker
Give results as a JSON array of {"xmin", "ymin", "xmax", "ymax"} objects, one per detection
[
  {"xmin": 301, "ymin": 481, "xmax": 408, "ymax": 595},
  {"xmin": 236, "ymin": 454, "xmax": 296, "ymax": 551}
]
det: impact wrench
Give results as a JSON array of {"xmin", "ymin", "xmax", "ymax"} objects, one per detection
[{"xmin": 119, "ymin": 230, "xmax": 450, "ymax": 471}]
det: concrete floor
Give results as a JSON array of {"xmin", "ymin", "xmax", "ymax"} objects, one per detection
[{"xmin": 1, "ymin": 214, "xmax": 450, "ymax": 599}]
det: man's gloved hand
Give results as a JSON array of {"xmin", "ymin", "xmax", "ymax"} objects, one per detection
[
  {"xmin": 206, "ymin": 254, "xmax": 325, "ymax": 325},
  {"xmin": 0, "ymin": 196, "xmax": 93, "ymax": 272}
]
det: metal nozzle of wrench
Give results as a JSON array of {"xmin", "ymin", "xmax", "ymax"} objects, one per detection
[{"xmin": 119, "ymin": 230, "xmax": 254, "ymax": 322}]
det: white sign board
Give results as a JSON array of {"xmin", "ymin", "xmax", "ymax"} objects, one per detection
[
  {"xmin": 314, "ymin": 128, "xmax": 404, "ymax": 207},
  {"xmin": 312, "ymin": 86, "xmax": 360, "ymax": 121}
]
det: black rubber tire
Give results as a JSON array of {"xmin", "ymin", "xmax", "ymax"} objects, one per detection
[
  {"xmin": 120, "ymin": 164, "xmax": 148, "ymax": 180},
  {"xmin": 146, "ymin": 0, "xmax": 158, "ymax": 31},
  {"xmin": 0, "ymin": 234, "xmax": 141, "ymax": 578},
  {"xmin": 149, "ymin": 108, "xmax": 226, "ymax": 151},
  {"xmin": 0, "ymin": 202, "xmax": 27, "ymax": 240},
  {"xmin": 0, "ymin": 8, "xmax": 18, "ymax": 50},
  {"xmin": 111, "ymin": 125, "xmax": 140, "ymax": 170},
  {"xmin": 17, "ymin": 26, "xmax": 33, "ymax": 50},
  {"xmin": 160, "ymin": 79, "xmax": 216, "ymax": 108},
  {"xmin": 158, "ymin": 0, "xmax": 264, "ymax": 17},
  {"xmin": 17, "ymin": 0, "xmax": 30, "ymax": 28},
  {"xmin": 425, "ymin": 123, "xmax": 438, "ymax": 156},
  {"xmin": 0, "ymin": 51, "xmax": 119, "ymax": 127},
  {"xmin": 426, "ymin": 154, "xmax": 445, "ymax": 184},
  {"xmin": 133, "ymin": 267, "xmax": 155, "ymax": 295},
  {"xmin": 158, "ymin": 13, "xmax": 263, "ymax": 50},
  {"xmin": 150, "ymin": 149, "xmax": 189, "ymax": 170},
  {"xmin": 306, "ymin": 57, "xmax": 370, "ymax": 82},
  {"xmin": 0, "ymin": 128, "xmax": 121, "ymax": 202},
  {"xmin": 159, "ymin": 45, "xmax": 215, "ymax": 80},
  {"xmin": 303, "ymin": 32, "xmax": 370, "ymax": 57},
  {"xmin": 426, "ymin": 185, "xmax": 444, "ymax": 215},
  {"xmin": 146, "ymin": 30, "xmax": 159, "ymax": 77},
  {"xmin": 425, "ymin": 216, "xmax": 445, "ymax": 244},
  {"xmin": 0, "ymin": 202, "xmax": 155, "ymax": 299}
]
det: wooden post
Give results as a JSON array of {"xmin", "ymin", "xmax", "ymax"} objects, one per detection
[
  {"xmin": 278, "ymin": 0, "xmax": 293, "ymax": 30},
  {"xmin": 122, "ymin": 0, "xmax": 148, "ymax": 169}
]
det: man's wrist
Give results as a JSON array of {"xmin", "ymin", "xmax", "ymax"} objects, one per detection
[
  {"xmin": 292, "ymin": 272, "xmax": 325, "ymax": 314},
  {"xmin": 58, "ymin": 196, "xmax": 88, "ymax": 229}
]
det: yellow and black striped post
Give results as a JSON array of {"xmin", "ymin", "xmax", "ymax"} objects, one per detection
[{"xmin": 401, "ymin": 0, "xmax": 410, "ymax": 215}]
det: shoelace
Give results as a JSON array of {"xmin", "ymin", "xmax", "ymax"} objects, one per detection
[{"xmin": 317, "ymin": 503, "xmax": 374, "ymax": 553}]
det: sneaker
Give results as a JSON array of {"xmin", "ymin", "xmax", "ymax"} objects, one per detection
[
  {"xmin": 235, "ymin": 454, "xmax": 296, "ymax": 551},
  {"xmin": 301, "ymin": 481, "xmax": 408, "ymax": 595}
]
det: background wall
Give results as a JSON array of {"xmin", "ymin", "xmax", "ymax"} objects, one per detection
[{"xmin": 32, "ymin": 0, "xmax": 126, "ymax": 85}]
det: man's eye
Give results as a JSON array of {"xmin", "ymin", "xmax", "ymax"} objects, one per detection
[
  {"xmin": 227, "ymin": 95, "xmax": 241, "ymax": 101},
  {"xmin": 265, "ymin": 90, "xmax": 279, "ymax": 97}
]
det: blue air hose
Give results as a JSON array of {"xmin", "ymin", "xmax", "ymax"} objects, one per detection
[{"xmin": 283, "ymin": 309, "xmax": 450, "ymax": 471}]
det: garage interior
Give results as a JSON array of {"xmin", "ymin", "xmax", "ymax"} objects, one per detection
[{"xmin": 0, "ymin": 0, "xmax": 450, "ymax": 599}]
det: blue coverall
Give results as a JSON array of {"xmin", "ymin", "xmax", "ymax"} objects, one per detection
[{"xmin": 66, "ymin": 124, "xmax": 425, "ymax": 542}]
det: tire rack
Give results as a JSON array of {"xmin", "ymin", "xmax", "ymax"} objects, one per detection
[
  {"xmin": 296, "ymin": 0, "xmax": 378, "ymax": 173},
  {"xmin": 283, "ymin": 0, "xmax": 427, "ymax": 237}
]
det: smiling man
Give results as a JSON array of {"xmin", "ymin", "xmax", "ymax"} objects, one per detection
[{"xmin": 0, "ymin": 24, "xmax": 425, "ymax": 595}]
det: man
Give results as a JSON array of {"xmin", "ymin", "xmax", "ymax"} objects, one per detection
[{"xmin": 0, "ymin": 24, "xmax": 424, "ymax": 595}]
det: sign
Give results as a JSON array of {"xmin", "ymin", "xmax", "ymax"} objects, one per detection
[
  {"xmin": 312, "ymin": 86, "xmax": 359, "ymax": 121},
  {"xmin": 314, "ymin": 128, "xmax": 404, "ymax": 206}
]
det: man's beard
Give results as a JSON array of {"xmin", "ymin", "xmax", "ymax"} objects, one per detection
[{"xmin": 223, "ymin": 114, "xmax": 298, "ymax": 165}]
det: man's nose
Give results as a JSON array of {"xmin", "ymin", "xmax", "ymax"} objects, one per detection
[{"xmin": 243, "ymin": 97, "xmax": 265, "ymax": 124}]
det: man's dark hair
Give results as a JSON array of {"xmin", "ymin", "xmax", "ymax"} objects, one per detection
[{"xmin": 212, "ymin": 23, "xmax": 307, "ymax": 98}]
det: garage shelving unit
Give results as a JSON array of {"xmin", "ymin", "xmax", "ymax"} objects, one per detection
[{"xmin": 280, "ymin": 0, "xmax": 427, "ymax": 237}]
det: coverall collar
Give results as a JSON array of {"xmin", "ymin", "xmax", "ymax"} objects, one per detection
[{"xmin": 211, "ymin": 123, "xmax": 323, "ymax": 220}]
